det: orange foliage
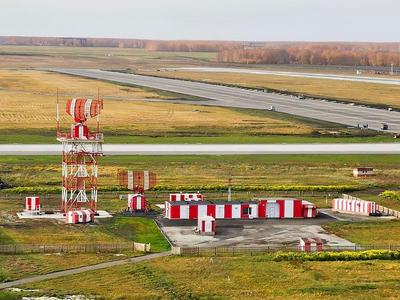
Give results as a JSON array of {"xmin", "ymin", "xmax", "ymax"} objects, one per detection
[{"xmin": 217, "ymin": 42, "xmax": 400, "ymax": 67}]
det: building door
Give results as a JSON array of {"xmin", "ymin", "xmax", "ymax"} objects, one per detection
[{"xmin": 267, "ymin": 203, "xmax": 279, "ymax": 218}]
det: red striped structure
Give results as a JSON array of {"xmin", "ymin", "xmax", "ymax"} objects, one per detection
[
  {"xmin": 66, "ymin": 209, "xmax": 95, "ymax": 224},
  {"xmin": 332, "ymin": 197, "xmax": 376, "ymax": 216},
  {"xmin": 71, "ymin": 123, "xmax": 89, "ymax": 139},
  {"xmin": 25, "ymin": 196, "xmax": 40, "ymax": 212},
  {"xmin": 57, "ymin": 96, "xmax": 103, "ymax": 213},
  {"xmin": 198, "ymin": 216, "xmax": 215, "ymax": 235},
  {"xmin": 302, "ymin": 201, "xmax": 318, "ymax": 218},
  {"xmin": 66, "ymin": 98, "xmax": 102, "ymax": 123},
  {"xmin": 117, "ymin": 170, "xmax": 157, "ymax": 193},
  {"xmin": 169, "ymin": 192, "xmax": 204, "ymax": 202},
  {"xmin": 128, "ymin": 193, "xmax": 149, "ymax": 212},
  {"xmin": 299, "ymin": 238, "xmax": 323, "ymax": 252},
  {"xmin": 165, "ymin": 199, "xmax": 317, "ymax": 220}
]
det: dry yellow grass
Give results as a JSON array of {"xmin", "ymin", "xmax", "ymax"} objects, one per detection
[
  {"xmin": 145, "ymin": 70, "xmax": 400, "ymax": 108},
  {"xmin": 0, "ymin": 70, "xmax": 313, "ymax": 135},
  {"xmin": 25, "ymin": 257, "xmax": 400, "ymax": 299}
]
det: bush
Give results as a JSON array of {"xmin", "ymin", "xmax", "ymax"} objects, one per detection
[
  {"xmin": 153, "ymin": 184, "xmax": 360, "ymax": 192},
  {"xmin": 379, "ymin": 190, "xmax": 400, "ymax": 201},
  {"xmin": 272, "ymin": 250, "xmax": 400, "ymax": 262},
  {"xmin": 1, "ymin": 183, "xmax": 363, "ymax": 194}
]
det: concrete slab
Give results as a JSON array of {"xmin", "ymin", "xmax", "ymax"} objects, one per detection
[
  {"xmin": 17, "ymin": 210, "xmax": 112, "ymax": 220},
  {"xmin": 159, "ymin": 214, "xmax": 355, "ymax": 248}
]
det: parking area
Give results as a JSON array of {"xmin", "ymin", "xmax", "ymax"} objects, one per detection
[{"xmin": 158, "ymin": 212, "xmax": 356, "ymax": 248}]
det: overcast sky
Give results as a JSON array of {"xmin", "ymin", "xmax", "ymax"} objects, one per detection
[{"xmin": 0, "ymin": 0, "xmax": 398, "ymax": 42}]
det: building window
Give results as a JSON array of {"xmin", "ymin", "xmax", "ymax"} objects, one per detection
[{"xmin": 242, "ymin": 207, "xmax": 252, "ymax": 215}]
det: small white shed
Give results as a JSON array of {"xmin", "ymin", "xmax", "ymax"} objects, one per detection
[
  {"xmin": 353, "ymin": 167, "xmax": 374, "ymax": 177},
  {"xmin": 197, "ymin": 215, "xmax": 215, "ymax": 236}
]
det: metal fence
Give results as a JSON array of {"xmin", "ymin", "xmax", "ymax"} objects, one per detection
[
  {"xmin": 172, "ymin": 245, "xmax": 400, "ymax": 256},
  {"xmin": 0, "ymin": 242, "xmax": 151, "ymax": 254}
]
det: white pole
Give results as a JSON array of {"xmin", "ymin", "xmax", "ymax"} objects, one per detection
[{"xmin": 56, "ymin": 88, "xmax": 60, "ymax": 132}]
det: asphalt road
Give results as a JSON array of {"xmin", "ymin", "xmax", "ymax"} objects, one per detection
[
  {"xmin": 1, "ymin": 143, "xmax": 399, "ymax": 155},
  {"xmin": 171, "ymin": 67, "xmax": 400, "ymax": 86},
  {"xmin": 51, "ymin": 68, "xmax": 400, "ymax": 133}
]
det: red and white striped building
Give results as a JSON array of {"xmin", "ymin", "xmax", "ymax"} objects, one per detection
[
  {"xmin": 25, "ymin": 196, "xmax": 41, "ymax": 213},
  {"xmin": 165, "ymin": 198, "xmax": 317, "ymax": 220},
  {"xmin": 66, "ymin": 209, "xmax": 95, "ymax": 224},
  {"xmin": 299, "ymin": 238, "xmax": 323, "ymax": 252},
  {"xmin": 303, "ymin": 200, "xmax": 318, "ymax": 218},
  {"xmin": 128, "ymin": 193, "xmax": 149, "ymax": 212},
  {"xmin": 169, "ymin": 192, "xmax": 204, "ymax": 202},
  {"xmin": 332, "ymin": 197, "xmax": 376, "ymax": 216},
  {"xmin": 198, "ymin": 216, "xmax": 216, "ymax": 235}
]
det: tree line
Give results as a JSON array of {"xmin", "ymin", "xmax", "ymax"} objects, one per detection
[
  {"xmin": 1, "ymin": 37, "xmax": 399, "ymax": 66},
  {"xmin": 217, "ymin": 42, "xmax": 400, "ymax": 67},
  {"xmin": 0, "ymin": 36, "xmax": 237, "ymax": 52}
]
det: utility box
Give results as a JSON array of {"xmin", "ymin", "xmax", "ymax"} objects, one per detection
[
  {"xmin": 299, "ymin": 238, "xmax": 323, "ymax": 252},
  {"xmin": 25, "ymin": 196, "xmax": 41, "ymax": 214},
  {"xmin": 66, "ymin": 210, "xmax": 95, "ymax": 224},
  {"xmin": 128, "ymin": 193, "xmax": 149, "ymax": 212}
]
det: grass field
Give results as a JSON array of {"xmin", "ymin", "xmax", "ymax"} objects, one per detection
[
  {"xmin": 0, "ymin": 133, "xmax": 395, "ymax": 144},
  {"xmin": 143, "ymin": 69, "xmax": 400, "ymax": 108},
  {"xmin": 0, "ymin": 154, "xmax": 398, "ymax": 194},
  {"xmin": 0, "ymin": 69, "xmax": 369, "ymax": 144},
  {"xmin": 3, "ymin": 256, "xmax": 397, "ymax": 299},
  {"xmin": 0, "ymin": 45, "xmax": 216, "ymax": 70},
  {"xmin": 0, "ymin": 215, "xmax": 169, "ymax": 252},
  {"xmin": 325, "ymin": 219, "xmax": 400, "ymax": 246},
  {"xmin": 0, "ymin": 252, "xmax": 138, "ymax": 283}
]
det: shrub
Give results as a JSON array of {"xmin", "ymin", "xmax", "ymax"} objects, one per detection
[
  {"xmin": 379, "ymin": 190, "xmax": 400, "ymax": 201},
  {"xmin": 272, "ymin": 250, "xmax": 400, "ymax": 262}
]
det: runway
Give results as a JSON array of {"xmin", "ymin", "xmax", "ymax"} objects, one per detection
[
  {"xmin": 170, "ymin": 67, "xmax": 400, "ymax": 86},
  {"xmin": 0, "ymin": 143, "xmax": 399, "ymax": 155},
  {"xmin": 51, "ymin": 68, "xmax": 400, "ymax": 133}
]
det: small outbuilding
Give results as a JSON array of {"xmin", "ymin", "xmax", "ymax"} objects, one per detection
[
  {"xmin": 169, "ymin": 192, "xmax": 204, "ymax": 202},
  {"xmin": 299, "ymin": 238, "xmax": 323, "ymax": 252},
  {"xmin": 332, "ymin": 196, "xmax": 376, "ymax": 216},
  {"xmin": 25, "ymin": 196, "xmax": 41, "ymax": 214},
  {"xmin": 128, "ymin": 193, "xmax": 149, "ymax": 212},
  {"xmin": 66, "ymin": 209, "xmax": 95, "ymax": 224},
  {"xmin": 353, "ymin": 167, "xmax": 374, "ymax": 177},
  {"xmin": 197, "ymin": 215, "xmax": 216, "ymax": 235}
]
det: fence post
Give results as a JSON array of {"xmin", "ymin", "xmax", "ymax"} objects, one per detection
[
  {"xmin": 214, "ymin": 247, "xmax": 217, "ymax": 256},
  {"xmin": 232, "ymin": 247, "xmax": 234, "ymax": 257},
  {"xmin": 197, "ymin": 247, "xmax": 200, "ymax": 256}
]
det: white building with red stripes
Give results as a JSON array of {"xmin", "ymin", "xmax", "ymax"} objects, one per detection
[
  {"xmin": 128, "ymin": 193, "xmax": 149, "ymax": 212},
  {"xmin": 165, "ymin": 198, "xmax": 317, "ymax": 220},
  {"xmin": 299, "ymin": 238, "xmax": 323, "ymax": 252},
  {"xmin": 169, "ymin": 192, "xmax": 204, "ymax": 202},
  {"xmin": 25, "ymin": 196, "xmax": 41, "ymax": 213},
  {"xmin": 198, "ymin": 216, "xmax": 215, "ymax": 235},
  {"xmin": 66, "ymin": 209, "xmax": 95, "ymax": 224},
  {"xmin": 332, "ymin": 196, "xmax": 376, "ymax": 216}
]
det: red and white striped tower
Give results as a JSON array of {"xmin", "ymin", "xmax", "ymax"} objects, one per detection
[{"xmin": 56, "ymin": 90, "xmax": 104, "ymax": 213}]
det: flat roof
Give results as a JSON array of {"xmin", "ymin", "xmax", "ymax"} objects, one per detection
[
  {"xmin": 255, "ymin": 198, "xmax": 301, "ymax": 201},
  {"xmin": 166, "ymin": 199, "xmax": 312, "ymax": 206},
  {"xmin": 166, "ymin": 200, "xmax": 259, "ymax": 206}
]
